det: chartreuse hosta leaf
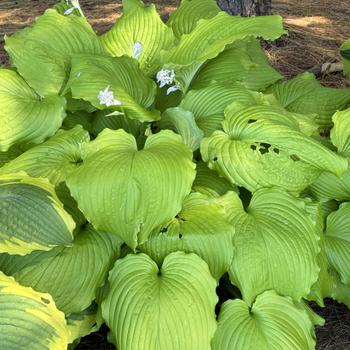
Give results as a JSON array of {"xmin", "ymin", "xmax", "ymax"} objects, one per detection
[
  {"xmin": 5, "ymin": 9, "xmax": 105, "ymax": 96},
  {"xmin": 161, "ymin": 13, "xmax": 285, "ymax": 91},
  {"xmin": 300, "ymin": 199, "xmax": 345, "ymax": 306},
  {"xmin": 0, "ymin": 174, "xmax": 74, "ymax": 256},
  {"xmin": 341, "ymin": 39, "xmax": 350, "ymax": 76},
  {"xmin": 191, "ymin": 37, "xmax": 282, "ymax": 91},
  {"xmin": 308, "ymin": 109, "xmax": 350, "ymax": 201},
  {"xmin": 308, "ymin": 235, "xmax": 350, "ymax": 309},
  {"xmin": 0, "ymin": 224, "xmax": 121, "ymax": 314},
  {"xmin": 158, "ymin": 107, "xmax": 204, "ymax": 151},
  {"xmin": 309, "ymin": 170, "xmax": 350, "ymax": 200},
  {"xmin": 192, "ymin": 161, "xmax": 237, "ymax": 197},
  {"xmin": 167, "ymin": 0, "xmax": 220, "ymax": 38},
  {"xmin": 270, "ymin": 72, "xmax": 350, "ymax": 125},
  {"xmin": 163, "ymin": 12, "xmax": 285, "ymax": 93},
  {"xmin": 102, "ymin": 252, "xmax": 217, "ymax": 350},
  {"xmin": 139, "ymin": 192, "xmax": 234, "ymax": 279},
  {"xmin": 0, "ymin": 69, "xmax": 66, "ymax": 152},
  {"xmin": 66, "ymin": 129, "xmax": 195, "ymax": 249},
  {"xmin": 0, "ymin": 126, "xmax": 89, "ymax": 184},
  {"xmin": 0, "ymin": 271, "xmax": 69, "ymax": 349},
  {"xmin": 180, "ymin": 83, "xmax": 263, "ymax": 137},
  {"xmin": 65, "ymin": 55, "xmax": 160, "ymax": 122},
  {"xmin": 225, "ymin": 188, "xmax": 319, "ymax": 304},
  {"xmin": 100, "ymin": 0, "xmax": 175, "ymax": 75},
  {"xmin": 164, "ymin": 13, "xmax": 285, "ymax": 66},
  {"xmin": 331, "ymin": 108, "xmax": 350, "ymax": 157},
  {"xmin": 212, "ymin": 290, "xmax": 316, "ymax": 350},
  {"xmin": 323, "ymin": 202, "xmax": 350, "ymax": 285},
  {"xmin": 201, "ymin": 104, "xmax": 348, "ymax": 192}
]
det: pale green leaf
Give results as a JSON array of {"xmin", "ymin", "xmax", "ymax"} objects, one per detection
[
  {"xmin": 270, "ymin": 72, "xmax": 350, "ymax": 125},
  {"xmin": 227, "ymin": 188, "xmax": 319, "ymax": 304},
  {"xmin": 191, "ymin": 37, "xmax": 282, "ymax": 91},
  {"xmin": 167, "ymin": 0, "xmax": 220, "ymax": 38},
  {"xmin": 212, "ymin": 290, "xmax": 316, "ymax": 350},
  {"xmin": 164, "ymin": 13, "xmax": 286, "ymax": 66},
  {"xmin": 0, "ymin": 174, "xmax": 75, "ymax": 256},
  {"xmin": 341, "ymin": 39, "xmax": 350, "ymax": 77},
  {"xmin": 102, "ymin": 252, "xmax": 217, "ymax": 350},
  {"xmin": 65, "ymin": 55, "xmax": 160, "ymax": 122},
  {"xmin": 100, "ymin": 1, "xmax": 175, "ymax": 74},
  {"xmin": 5, "ymin": 9, "xmax": 105, "ymax": 96},
  {"xmin": 162, "ymin": 13, "xmax": 285, "ymax": 92},
  {"xmin": 180, "ymin": 83, "xmax": 262, "ymax": 136},
  {"xmin": 0, "ymin": 69, "xmax": 66, "ymax": 152},
  {"xmin": 331, "ymin": 108, "xmax": 350, "ymax": 157},
  {"xmin": 158, "ymin": 107, "xmax": 204, "ymax": 151},
  {"xmin": 308, "ymin": 169, "xmax": 350, "ymax": 201},
  {"xmin": 192, "ymin": 161, "xmax": 237, "ymax": 197},
  {"xmin": 139, "ymin": 192, "xmax": 234, "ymax": 279},
  {"xmin": 201, "ymin": 104, "xmax": 347, "ymax": 192},
  {"xmin": 0, "ymin": 126, "xmax": 89, "ymax": 185},
  {"xmin": 324, "ymin": 202, "xmax": 350, "ymax": 284},
  {"xmin": 308, "ymin": 235, "xmax": 350, "ymax": 309},
  {"xmin": 0, "ymin": 271, "xmax": 69, "ymax": 350},
  {"xmin": 0, "ymin": 225, "xmax": 121, "ymax": 314},
  {"xmin": 66, "ymin": 129, "xmax": 196, "ymax": 249}
]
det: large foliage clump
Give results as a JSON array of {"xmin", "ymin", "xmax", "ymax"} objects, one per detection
[{"xmin": 1, "ymin": 0, "xmax": 350, "ymax": 349}]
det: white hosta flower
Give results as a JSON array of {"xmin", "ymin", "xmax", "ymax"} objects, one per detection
[
  {"xmin": 166, "ymin": 84, "xmax": 181, "ymax": 95},
  {"xmin": 98, "ymin": 86, "xmax": 122, "ymax": 107},
  {"xmin": 64, "ymin": 0, "xmax": 84, "ymax": 17},
  {"xmin": 132, "ymin": 42, "xmax": 143, "ymax": 60},
  {"xmin": 156, "ymin": 69, "xmax": 176, "ymax": 88}
]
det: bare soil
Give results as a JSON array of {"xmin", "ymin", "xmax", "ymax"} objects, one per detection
[{"xmin": 1, "ymin": 1, "xmax": 350, "ymax": 349}]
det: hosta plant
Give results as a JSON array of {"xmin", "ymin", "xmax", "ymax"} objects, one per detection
[{"xmin": 1, "ymin": 0, "xmax": 350, "ymax": 349}]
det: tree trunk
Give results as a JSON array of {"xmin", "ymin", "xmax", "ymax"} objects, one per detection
[{"xmin": 217, "ymin": 0, "xmax": 271, "ymax": 16}]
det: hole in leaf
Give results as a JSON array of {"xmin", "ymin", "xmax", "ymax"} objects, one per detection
[
  {"xmin": 41, "ymin": 297, "xmax": 50, "ymax": 305},
  {"xmin": 290, "ymin": 154, "xmax": 300, "ymax": 161},
  {"xmin": 248, "ymin": 119, "xmax": 257, "ymax": 124},
  {"xmin": 160, "ymin": 227, "xmax": 168, "ymax": 234},
  {"xmin": 250, "ymin": 145, "xmax": 257, "ymax": 151},
  {"xmin": 273, "ymin": 148, "xmax": 280, "ymax": 154},
  {"xmin": 213, "ymin": 157, "xmax": 218, "ymax": 161},
  {"xmin": 258, "ymin": 143, "xmax": 271, "ymax": 155},
  {"xmin": 178, "ymin": 234, "xmax": 183, "ymax": 239}
]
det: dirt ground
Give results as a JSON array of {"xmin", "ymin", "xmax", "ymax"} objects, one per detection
[{"xmin": 1, "ymin": 1, "xmax": 350, "ymax": 349}]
